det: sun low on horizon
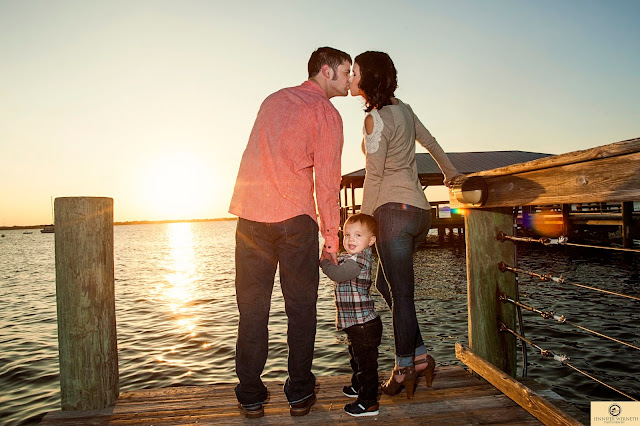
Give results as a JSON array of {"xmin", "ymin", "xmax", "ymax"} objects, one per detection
[{"xmin": 135, "ymin": 151, "xmax": 227, "ymax": 222}]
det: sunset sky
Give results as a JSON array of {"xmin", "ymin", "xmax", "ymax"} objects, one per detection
[{"xmin": 1, "ymin": 0, "xmax": 638, "ymax": 227}]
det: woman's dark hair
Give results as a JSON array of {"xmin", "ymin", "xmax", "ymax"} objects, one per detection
[{"xmin": 354, "ymin": 51, "xmax": 397, "ymax": 112}]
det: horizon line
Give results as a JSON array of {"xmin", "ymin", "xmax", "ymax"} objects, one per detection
[{"xmin": 0, "ymin": 217, "xmax": 237, "ymax": 231}]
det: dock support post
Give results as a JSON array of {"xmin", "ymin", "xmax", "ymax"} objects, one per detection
[
  {"xmin": 351, "ymin": 184, "xmax": 356, "ymax": 214},
  {"xmin": 464, "ymin": 207, "xmax": 517, "ymax": 376},
  {"xmin": 54, "ymin": 197, "xmax": 119, "ymax": 410},
  {"xmin": 622, "ymin": 201, "xmax": 633, "ymax": 248},
  {"xmin": 562, "ymin": 204, "xmax": 571, "ymax": 237}
]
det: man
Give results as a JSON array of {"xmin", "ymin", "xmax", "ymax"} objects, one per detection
[{"xmin": 229, "ymin": 47, "xmax": 351, "ymax": 418}]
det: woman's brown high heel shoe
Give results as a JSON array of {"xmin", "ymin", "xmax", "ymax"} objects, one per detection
[
  {"xmin": 381, "ymin": 365, "xmax": 417, "ymax": 399},
  {"xmin": 414, "ymin": 354, "xmax": 436, "ymax": 387}
]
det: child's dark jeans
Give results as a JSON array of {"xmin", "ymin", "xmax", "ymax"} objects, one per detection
[{"xmin": 344, "ymin": 316, "xmax": 383, "ymax": 402}]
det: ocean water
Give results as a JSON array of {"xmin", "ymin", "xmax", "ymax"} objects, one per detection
[{"xmin": 0, "ymin": 220, "xmax": 638, "ymax": 425}]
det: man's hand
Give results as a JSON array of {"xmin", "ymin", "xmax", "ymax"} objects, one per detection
[{"xmin": 320, "ymin": 248, "xmax": 338, "ymax": 265}]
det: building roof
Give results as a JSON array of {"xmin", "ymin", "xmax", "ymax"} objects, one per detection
[{"xmin": 342, "ymin": 150, "xmax": 552, "ymax": 187}]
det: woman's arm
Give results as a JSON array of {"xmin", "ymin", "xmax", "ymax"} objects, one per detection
[{"xmin": 412, "ymin": 108, "xmax": 462, "ymax": 186}]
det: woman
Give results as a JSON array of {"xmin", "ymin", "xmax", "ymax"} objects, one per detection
[{"xmin": 349, "ymin": 51, "xmax": 461, "ymax": 399}]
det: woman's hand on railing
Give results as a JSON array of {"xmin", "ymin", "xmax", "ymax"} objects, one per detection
[{"xmin": 444, "ymin": 173, "xmax": 466, "ymax": 188}]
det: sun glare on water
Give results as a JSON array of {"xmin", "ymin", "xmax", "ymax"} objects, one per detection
[
  {"xmin": 152, "ymin": 222, "xmax": 207, "ymax": 366},
  {"xmin": 138, "ymin": 152, "xmax": 216, "ymax": 220}
]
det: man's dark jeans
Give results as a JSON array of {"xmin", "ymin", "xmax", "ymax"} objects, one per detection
[
  {"xmin": 345, "ymin": 316, "xmax": 382, "ymax": 402},
  {"xmin": 234, "ymin": 215, "xmax": 319, "ymax": 406},
  {"xmin": 374, "ymin": 203, "xmax": 431, "ymax": 363}
]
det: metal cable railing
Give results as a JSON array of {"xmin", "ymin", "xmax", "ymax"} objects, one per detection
[
  {"xmin": 497, "ymin": 231, "xmax": 640, "ymax": 253},
  {"xmin": 497, "ymin": 228, "xmax": 639, "ymax": 401},
  {"xmin": 498, "ymin": 293, "xmax": 640, "ymax": 352},
  {"xmin": 500, "ymin": 323, "xmax": 638, "ymax": 402},
  {"xmin": 498, "ymin": 261, "xmax": 640, "ymax": 302}
]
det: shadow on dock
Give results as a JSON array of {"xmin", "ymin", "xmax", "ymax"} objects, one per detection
[{"xmin": 41, "ymin": 365, "xmax": 587, "ymax": 425}]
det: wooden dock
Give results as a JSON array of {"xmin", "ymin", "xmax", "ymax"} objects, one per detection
[{"xmin": 41, "ymin": 365, "xmax": 586, "ymax": 425}]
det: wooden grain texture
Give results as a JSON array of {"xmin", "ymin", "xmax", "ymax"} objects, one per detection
[
  {"xmin": 449, "ymin": 139, "xmax": 640, "ymax": 209},
  {"xmin": 464, "ymin": 208, "xmax": 517, "ymax": 376},
  {"xmin": 456, "ymin": 343, "xmax": 584, "ymax": 426},
  {"xmin": 468, "ymin": 137, "xmax": 640, "ymax": 179},
  {"xmin": 54, "ymin": 197, "xmax": 119, "ymax": 411},
  {"xmin": 41, "ymin": 367, "xmax": 571, "ymax": 425}
]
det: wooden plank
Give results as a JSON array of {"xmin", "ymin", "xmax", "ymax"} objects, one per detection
[
  {"xmin": 456, "ymin": 343, "xmax": 583, "ymax": 426},
  {"xmin": 451, "ymin": 150, "xmax": 640, "ymax": 208},
  {"xmin": 571, "ymin": 219, "xmax": 623, "ymax": 226},
  {"xmin": 464, "ymin": 208, "xmax": 517, "ymax": 376},
  {"xmin": 43, "ymin": 397, "xmax": 540, "ymax": 425},
  {"xmin": 569, "ymin": 213, "xmax": 623, "ymax": 220},
  {"xmin": 521, "ymin": 378, "xmax": 590, "ymax": 424},
  {"xmin": 468, "ymin": 137, "xmax": 640, "ymax": 179},
  {"xmin": 41, "ymin": 367, "xmax": 549, "ymax": 425}
]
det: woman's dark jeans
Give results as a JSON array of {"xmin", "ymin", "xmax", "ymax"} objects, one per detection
[
  {"xmin": 234, "ymin": 215, "xmax": 319, "ymax": 406},
  {"xmin": 374, "ymin": 203, "xmax": 431, "ymax": 366},
  {"xmin": 345, "ymin": 316, "xmax": 383, "ymax": 402}
]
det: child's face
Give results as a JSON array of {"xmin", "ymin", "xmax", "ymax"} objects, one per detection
[{"xmin": 343, "ymin": 221, "xmax": 376, "ymax": 255}]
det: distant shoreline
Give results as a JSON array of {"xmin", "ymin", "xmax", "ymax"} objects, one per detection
[{"xmin": 0, "ymin": 217, "xmax": 237, "ymax": 231}]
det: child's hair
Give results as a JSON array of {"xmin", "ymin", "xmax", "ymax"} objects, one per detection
[{"xmin": 344, "ymin": 213, "xmax": 377, "ymax": 236}]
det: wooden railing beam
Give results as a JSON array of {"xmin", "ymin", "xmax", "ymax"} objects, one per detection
[
  {"xmin": 468, "ymin": 137, "xmax": 640, "ymax": 179},
  {"xmin": 456, "ymin": 343, "xmax": 583, "ymax": 426},
  {"xmin": 451, "ymin": 148, "xmax": 640, "ymax": 209}
]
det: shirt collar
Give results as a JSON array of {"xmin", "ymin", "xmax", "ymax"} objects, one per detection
[{"xmin": 301, "ymin": 80, "xmax": 327, "ymax": 98}]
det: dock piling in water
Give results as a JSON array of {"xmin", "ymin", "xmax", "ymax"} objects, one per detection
[{"xmin": 54, "ymin": 197, "xmax": 119, "ymax": 410}]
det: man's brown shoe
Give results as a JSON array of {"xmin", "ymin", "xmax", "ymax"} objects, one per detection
[
  {"xmin": 289, "ymin": 394, "xmax": 316, "ymax": 417},
  {"xmin": 238, "ymin": 403, "xmax": 264, "ymax": 419}
]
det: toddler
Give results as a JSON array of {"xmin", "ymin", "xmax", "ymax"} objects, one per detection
[{"xmin": 320, "ymin": 213, "xmax": 382, "ymax": 417}]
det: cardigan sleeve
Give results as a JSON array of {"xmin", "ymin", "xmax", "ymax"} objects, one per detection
[{"xmin": 410, "ymin": 106, "xmax": 461, "ymax": 184}]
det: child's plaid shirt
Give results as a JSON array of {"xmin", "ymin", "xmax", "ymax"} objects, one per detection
[{"xmin": 331, "ymin": 247, "xmax": 379, "ymax": 330}]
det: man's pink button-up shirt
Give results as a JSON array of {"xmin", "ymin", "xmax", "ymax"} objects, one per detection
[{"xmin": 229, "ymin": 80, "xmax": 343, "ymax": 252}]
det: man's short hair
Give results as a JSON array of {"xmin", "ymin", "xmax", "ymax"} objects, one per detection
[
  {"xmin": 344, "ymin": 213, "xmax": 377, "ymax": 236},
  {"xmin": 308, "ymin": 47, "xmax": 352, "ymax": 79}
]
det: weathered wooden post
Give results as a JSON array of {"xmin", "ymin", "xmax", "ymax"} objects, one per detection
[
  {"xmin": 464, "ymin": 208, "xmax": 517, "ymax": 376},
  {"xmin": 451, "ymin": 176, "xmax": 517, "ymax": 376},
  {"xmin": 54, "ymin": 197, "xmax": 119, "ymax": 410}
]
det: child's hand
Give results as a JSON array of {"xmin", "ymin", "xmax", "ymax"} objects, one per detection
[
  {"xmin": 320, "ymin": 248, "xmax": 338, "ymax": 265},
  {"xmin": 319, "ymin": 250, "xmax": 331, "ymax": 262}
]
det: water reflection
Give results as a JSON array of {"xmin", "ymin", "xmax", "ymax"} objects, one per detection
[
  {"xmin": 166, "ymin": 223, "xmax": 199, "ymax": 332},
  {"xmin": 155, "ymin": 223, "xmax": 204, "ymax": 368}
]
